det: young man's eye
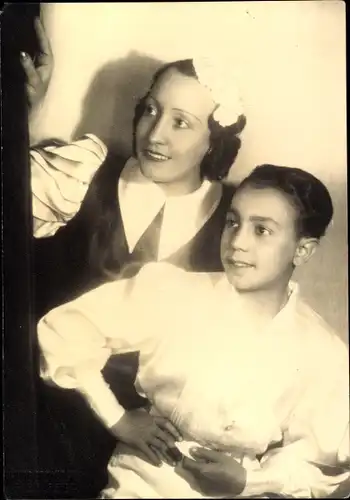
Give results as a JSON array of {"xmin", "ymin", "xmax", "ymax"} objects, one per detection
[{"xmin": 255, "ymin": 225, "xmax": 272, "ymax": 236}]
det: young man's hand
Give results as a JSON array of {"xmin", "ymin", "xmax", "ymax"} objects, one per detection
[
  {"xmin": 182, "ymin": 446, "xmax": 247, "ymax": 496},
  {"xmin": 110, "ymin": 409, "xmax": 182, "ymax": 467}
]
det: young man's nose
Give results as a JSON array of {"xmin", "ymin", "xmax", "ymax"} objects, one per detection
[{"xmin": 228, "ymin": 226, "xmax": 250, "ymax": 251}]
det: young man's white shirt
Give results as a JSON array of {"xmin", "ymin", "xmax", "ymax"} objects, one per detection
[{"xmin": 38, "ymin": 263, "xmax": 350, "ymax": 498}]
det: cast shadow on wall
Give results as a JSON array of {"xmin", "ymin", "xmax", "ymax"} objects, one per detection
[
  {"xmin": 73, "ymin": 50, "xmax": 163, "ymax": 156},
  {"xmin": 71, "ymin": 50, "xmax": 348, "ymax": 343}
]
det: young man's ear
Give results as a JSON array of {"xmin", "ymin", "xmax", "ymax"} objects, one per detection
[{"xmin": 293, "ymin": 238, "xmax": 319, "ymax": 267}]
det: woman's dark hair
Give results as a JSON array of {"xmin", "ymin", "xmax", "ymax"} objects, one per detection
[
  {"xmin": 236, "ymin": 164, "xmax": 334, "ymax": 239},
  {"xmin": 132, "ymin": 59, "xmax": 246, "ymax": 181}
]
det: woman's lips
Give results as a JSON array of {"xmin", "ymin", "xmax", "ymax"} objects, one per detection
[
  {"xmin": 226, "ymin": 258, "xmax": 254, "ymax": 268},
  {"xmin": 143, "ymin": 149, "xmax": 171, "ymax": 162}
]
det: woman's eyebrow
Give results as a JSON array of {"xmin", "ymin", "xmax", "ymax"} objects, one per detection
[
  {"xmin": 148, "ymin": 94, "xmax": 202, "ymax": 124},
  {"xmin": 148, "ymin": 93, "xmax": 202, "ymax": 123},
  {"xmin": 226, "ymin": 208, "xmax": 239, "ymax": 218},
  {"xmin": 146, "ymin": 95, "xmax": 157, "ymax": 104},
  {"xmin": 172, "ymin": 108, "xmax": 202, "ymax": 123}
]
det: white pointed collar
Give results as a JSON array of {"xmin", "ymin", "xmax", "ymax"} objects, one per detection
[
  {"xmin": 118, "ymin": 157, "xmax": 223, "ymax": 259},
  {"xmin": 213, "ymin": 273, "xmax": 300, "ymax": 328}
]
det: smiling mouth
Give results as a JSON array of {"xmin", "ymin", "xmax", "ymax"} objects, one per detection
[
  {"xmin": 143, "ymin": 149, "xmax": 171, "ymax": 162},
  {"xmin": 227, "ymin": 258, "xmax": 254, "ymax": 268}
]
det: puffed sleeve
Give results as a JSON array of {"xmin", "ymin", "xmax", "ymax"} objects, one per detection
[
  {"xmin": 37, "ymin": 262, "xmax": 190, "ymax": 429},
  {"xmin": 239, "ymin": 334, "xmax": 350, "ymax": 498},
  {"xmin": 31, "ymin": 134, "xmax": 107, "ymax": 238},
  {"xmin": 37, "ymin": 263, "xmax": 174, "ymax": 429}
]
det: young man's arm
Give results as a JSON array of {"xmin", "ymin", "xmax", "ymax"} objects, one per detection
[
  {"xmin": 240, "ymin": 335, "xmax": 349, "ymax": 498},
  {"xmin": 37, "ymin": 263, "xmax": 172, "ymax": 428}
]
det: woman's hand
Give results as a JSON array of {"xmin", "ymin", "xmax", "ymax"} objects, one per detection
[
  {"xmin": 20, "ymin": 17, "xmax": 53, "ymax": 114},
  {"xmin": 181, "ymin": 447, "xmax": 247, "ymax": 497},
  {"xmin": 110, "ymin": 409, "xmax": 182, "ymax": 467}
]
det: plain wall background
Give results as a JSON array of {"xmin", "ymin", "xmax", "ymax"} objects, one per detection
[{"xmin": 37, "ymin": 1, "xmax": 347, "ymax": 342}]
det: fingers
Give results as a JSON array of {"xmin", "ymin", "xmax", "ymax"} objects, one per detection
[
  {"xmin": 189, "ymin": 447, "xmax": 221, "ymax": 463},
  {"xmin": 167, "ymin": 446, "xmax": 183, "ymax": 464},
  {"xmin": 149, "ymin": 437, "xmax": 177, "ymax": 466},
  {"xmin": 25, "ymin": 83, "xmax": 38, "ymax": 105},
  {"xmin": 149, "ymin": 444, "xmax": 166, "ymax": 465},
  {"xmin": 154, "ymin": 421, "xmax": 179, "ymax": 448},
  {"xmin": 139, "ymin": 438, "xmax": 176, "ymax": 467},
  {"xmin": 154, "ymin": 429, "xmax": 176, "ymax": 450},
  {"xmin": 138, "ymin": 441, "xmax": 162, "ymax": 467},
  {"xmin": 34, "ymin": 17, "xmax": 53, "ymax": 65},
  {"xmin": 151, "ymin": 436, "xmax": 170, "ymax": 454},
  {"xmin": 182, "ymin": 456, "xmax": 205, "ymax": 472},
  {"xmin": 159, "ymin": 419, "xmax": 182, "ymax": 442},
  {"xmin": 20, "ymin": 52, "xmax": 40, "ymax": 87}
]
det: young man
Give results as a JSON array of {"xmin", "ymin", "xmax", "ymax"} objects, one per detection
[{"xmin": 37, "ymin": 165, "xmax": 349, "ymax": 498}]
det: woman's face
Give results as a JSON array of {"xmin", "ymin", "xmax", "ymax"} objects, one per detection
[{"xmin": 135, "ymin": 68, "xmax": 216, "ymax": 194}]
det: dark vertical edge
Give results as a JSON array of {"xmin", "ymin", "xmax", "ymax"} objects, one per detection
[{"xmin": 2, "ymin": 3, "xmax": 40, "ymax": 498}]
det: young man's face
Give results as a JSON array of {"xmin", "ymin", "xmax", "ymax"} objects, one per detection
[{"xmin": 221, "ymin": 185, "xmax": 301, "ymax": 292}]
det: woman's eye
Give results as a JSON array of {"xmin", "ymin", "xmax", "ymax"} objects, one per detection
[
  {"xmin": 144, "ymin": 104, "xmax": 157, "ymax": 116},
  {"xmin": 256, "ymin": 225, "xmax": 271, "ymax": 236},
  {"xmin": 174, "ymin": 118, "xmax": 189, "ymax": 129},
  {"xmin": 226, "ymin": 218, "xmax": 239, "ymax": 229}
]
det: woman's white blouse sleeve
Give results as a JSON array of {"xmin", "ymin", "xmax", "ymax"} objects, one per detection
[
  {"xmin": 31, "ymin": 134, "xmax": 107, "ymax": 238},
  {"xmin": 37, "ymin": 265, "xmax": 164, "ymax": 429},
  {"xmin": 240, "ymin": 335, "xmax": 350, "ymax": 498}
]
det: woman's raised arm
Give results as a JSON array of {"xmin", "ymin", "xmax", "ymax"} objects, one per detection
[
  {"xmin": 20, "ymin": 18, "xmax": 108, "ymax": 238},
  {"xmin": 31, "ymin": 134, "xmax": 107, "ymax": 238},
  {"xmin": 20, "ymin": 17, "xmax": 53, "ymax": 147}
]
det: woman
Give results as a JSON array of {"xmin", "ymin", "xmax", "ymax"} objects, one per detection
[
  {"xmin": 37, "ymin": 165, "xmax": 350, "ymax": 498},
  {"xmin": 23, "ymin": 19, "xmax": 246, "ymax": 317},
  {"xmin": 21, "ymin": 17, "xmax": 246, "ymax": 495}
]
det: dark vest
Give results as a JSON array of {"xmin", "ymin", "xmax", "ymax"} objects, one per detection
[{"xmin": 34, "ymin": 151, "xmax": 234, "ymax": 317}]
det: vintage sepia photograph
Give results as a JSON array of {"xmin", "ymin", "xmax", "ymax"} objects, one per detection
[{"xmin": 2, "ymin": 2, "xmax": 349, "ymax": 498}]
